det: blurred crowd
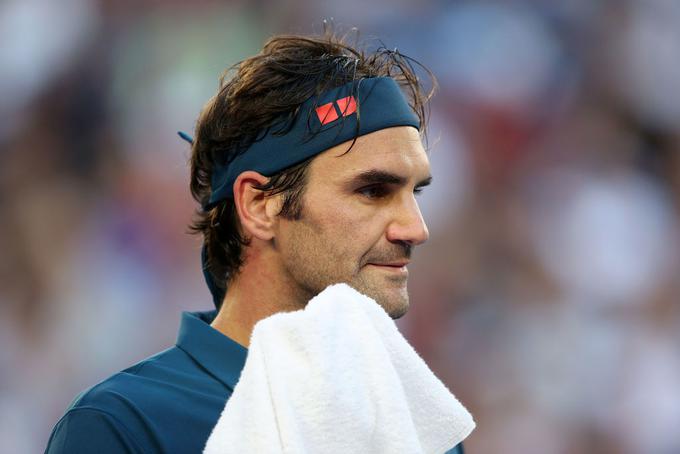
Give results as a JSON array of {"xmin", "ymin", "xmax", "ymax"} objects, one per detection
[{"xmin": 2, "ymin": 1, "xmax": 679, "ymax": 453}]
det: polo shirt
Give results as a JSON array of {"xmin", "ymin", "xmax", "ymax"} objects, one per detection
[{"xmin": 46, "ymin": 310, "xmax": 465, "ymax": 453}]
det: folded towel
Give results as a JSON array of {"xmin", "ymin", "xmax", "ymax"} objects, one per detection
[{"xmin": 204, "ymin": 283, "xmax": 475, "ymax": 454}]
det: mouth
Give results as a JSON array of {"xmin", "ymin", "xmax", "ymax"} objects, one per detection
[{"xmin": 366, "ymin": 262, "xmax": 409, "ymax": 276}]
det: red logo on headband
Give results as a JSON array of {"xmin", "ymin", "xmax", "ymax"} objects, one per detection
[{"xmin": 315, "ymin": 96, "xmax": 357, "ymax": 125}]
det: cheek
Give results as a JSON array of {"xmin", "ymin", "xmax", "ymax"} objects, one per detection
[
  {"xmin": 316, "ymin": 190, "xmax": 384, "ymax": 228},
  {"xmin": 325, "ymin": 206, "xmax": 391, "ymax": 265},
  {"xmin": 304, "ymin": 191, "xmax": 392, "ymax": 261}
]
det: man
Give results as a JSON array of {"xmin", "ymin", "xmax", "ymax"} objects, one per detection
[{"xmin": 46, "ymin": 33, "xmax": 465, "ymax": 453}]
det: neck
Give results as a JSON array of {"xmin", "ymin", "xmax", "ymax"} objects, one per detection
[{"xmin": 210, "ymin": 247, "xmax": 309, "ymax": 347}]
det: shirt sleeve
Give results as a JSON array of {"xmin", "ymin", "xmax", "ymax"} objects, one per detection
[{"xmin": 45, "ymin": 407, "xmax": 142, "ymax": 454}]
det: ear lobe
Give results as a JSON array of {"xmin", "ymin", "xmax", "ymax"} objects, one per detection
[{"xmin": 233, "ymin": 171, "xmax": 281, "ymax": 241}]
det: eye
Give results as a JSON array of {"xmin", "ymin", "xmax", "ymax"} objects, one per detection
[
  {"xmin": 414, "ymin": 180, "xmax": 432, "ymax": 196},
  {"xmin": 357, "ymin": 184, "xmax": 390, "ymax": 199}
]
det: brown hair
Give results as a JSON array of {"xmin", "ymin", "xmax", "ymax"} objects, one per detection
[{"xmin": 189, "ymin": 30, "xmax": 435, "ymax": 301}]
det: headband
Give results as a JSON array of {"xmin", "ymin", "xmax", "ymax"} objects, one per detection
[
  {"xmin": 182, "ymin": 76, "xmax": 420, "ymax": 308},
  {"xmin": 205, "ymin": 76, "xmax": 420, "ymax": 209}
]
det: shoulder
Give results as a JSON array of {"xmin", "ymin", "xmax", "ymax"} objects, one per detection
[
  {"xmin": 46, "ymin": 406, "xmax": 144, "ymax": 453},
  {"xmin": 70, "ymin": 347, "xmax": 179, "ymax": 415},
  {"xmin": 46, "ymin": 347, "xmax": 187, "ymax": 454}
]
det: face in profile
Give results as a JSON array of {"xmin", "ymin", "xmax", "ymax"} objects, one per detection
[{"xmin": 274, "ymin": 126, "xmax": 431, "ymax": 318}]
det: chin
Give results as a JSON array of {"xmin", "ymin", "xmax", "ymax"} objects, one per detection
[
  {"xmin": 365, "ymin": 287, "xmax": 410, "ymax": 319},
  {"xmin": 340, "ymin": 275, "xmax": 411, "ymax": 319},
  {"xmin": 385, "ymin": 298, "xmax": 410, "ymax": 319}
]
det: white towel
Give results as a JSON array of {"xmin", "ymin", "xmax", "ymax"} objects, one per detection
[{"xmin": 204, "ymin": 283, "xmax": 475, "ymax": 454}]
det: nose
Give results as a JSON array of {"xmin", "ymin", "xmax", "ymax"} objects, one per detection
[{"xmin": 385, "ymin": 194, "xmax": 430, "ymax": 246}]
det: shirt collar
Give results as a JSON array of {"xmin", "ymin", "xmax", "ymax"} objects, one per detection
[{"xmin": 175, "ymin": 310, "xmax": 248, "ymax": 390}]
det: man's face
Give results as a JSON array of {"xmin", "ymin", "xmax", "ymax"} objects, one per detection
[{"xmin": 274, "ymin": 126, "xmax": 431, "ymax": 318}]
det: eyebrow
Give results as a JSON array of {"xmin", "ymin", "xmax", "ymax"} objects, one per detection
[{"xmin": 350, "ymin": 169, "xmax": 433, "ymax": 188}]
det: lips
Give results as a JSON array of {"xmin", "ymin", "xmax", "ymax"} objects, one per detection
[
  {"xmin": 368, "ymin": 261, "xmax": 409, "ymax": 268},
  {"xmin": 365, "ymin": 262, "xmax": 410, "ymax": 277}
]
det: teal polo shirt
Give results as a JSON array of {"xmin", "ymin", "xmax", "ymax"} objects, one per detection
[{"xmin": 46, "ymin": 310, "xmax": 465, "ymax": 453}]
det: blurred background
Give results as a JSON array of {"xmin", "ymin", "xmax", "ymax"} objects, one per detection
[{"xmin": 2, "ymin": 0, "xmax": 680, "ymax": 452}]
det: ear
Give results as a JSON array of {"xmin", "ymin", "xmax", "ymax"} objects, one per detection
[{"xmin": 232, "ymin": 171, "xmax": 283, "ymax": 241}]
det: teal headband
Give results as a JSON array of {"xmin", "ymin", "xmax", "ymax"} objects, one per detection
[
  {"xmin": 183, "ymin": 76, "xmax": 420, "ymax": 308},
  {"xmin": 204, "ymin": 76, "xmax": 420, "ymax": 209}
]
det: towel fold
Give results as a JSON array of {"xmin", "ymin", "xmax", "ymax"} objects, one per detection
[{"xmin": 204, "ymin": 283, "xmax": 475, "ymax": 454}]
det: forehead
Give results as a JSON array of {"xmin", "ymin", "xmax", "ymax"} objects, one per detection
[{"xmin": 309, "ymin": 126, "xmax": 430, "ymax": 182}]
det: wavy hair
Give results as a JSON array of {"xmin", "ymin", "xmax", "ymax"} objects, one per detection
[{"xmin": 189, "ymin": 29, "xmax": 436, "ymax": 304}]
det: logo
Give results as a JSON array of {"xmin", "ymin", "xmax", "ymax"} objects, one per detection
[{"xmin": 315, "ymin": 96, "xmax": 357, "ymax": 125}]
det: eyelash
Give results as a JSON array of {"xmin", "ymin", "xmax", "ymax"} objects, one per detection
[
  {"xmin": 358, "ymin": 185, "xmax": 389, "ymax": 199},
  {"xmin": 357, "ymin": 185, "xmax": 425, "ymax": 199}
]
